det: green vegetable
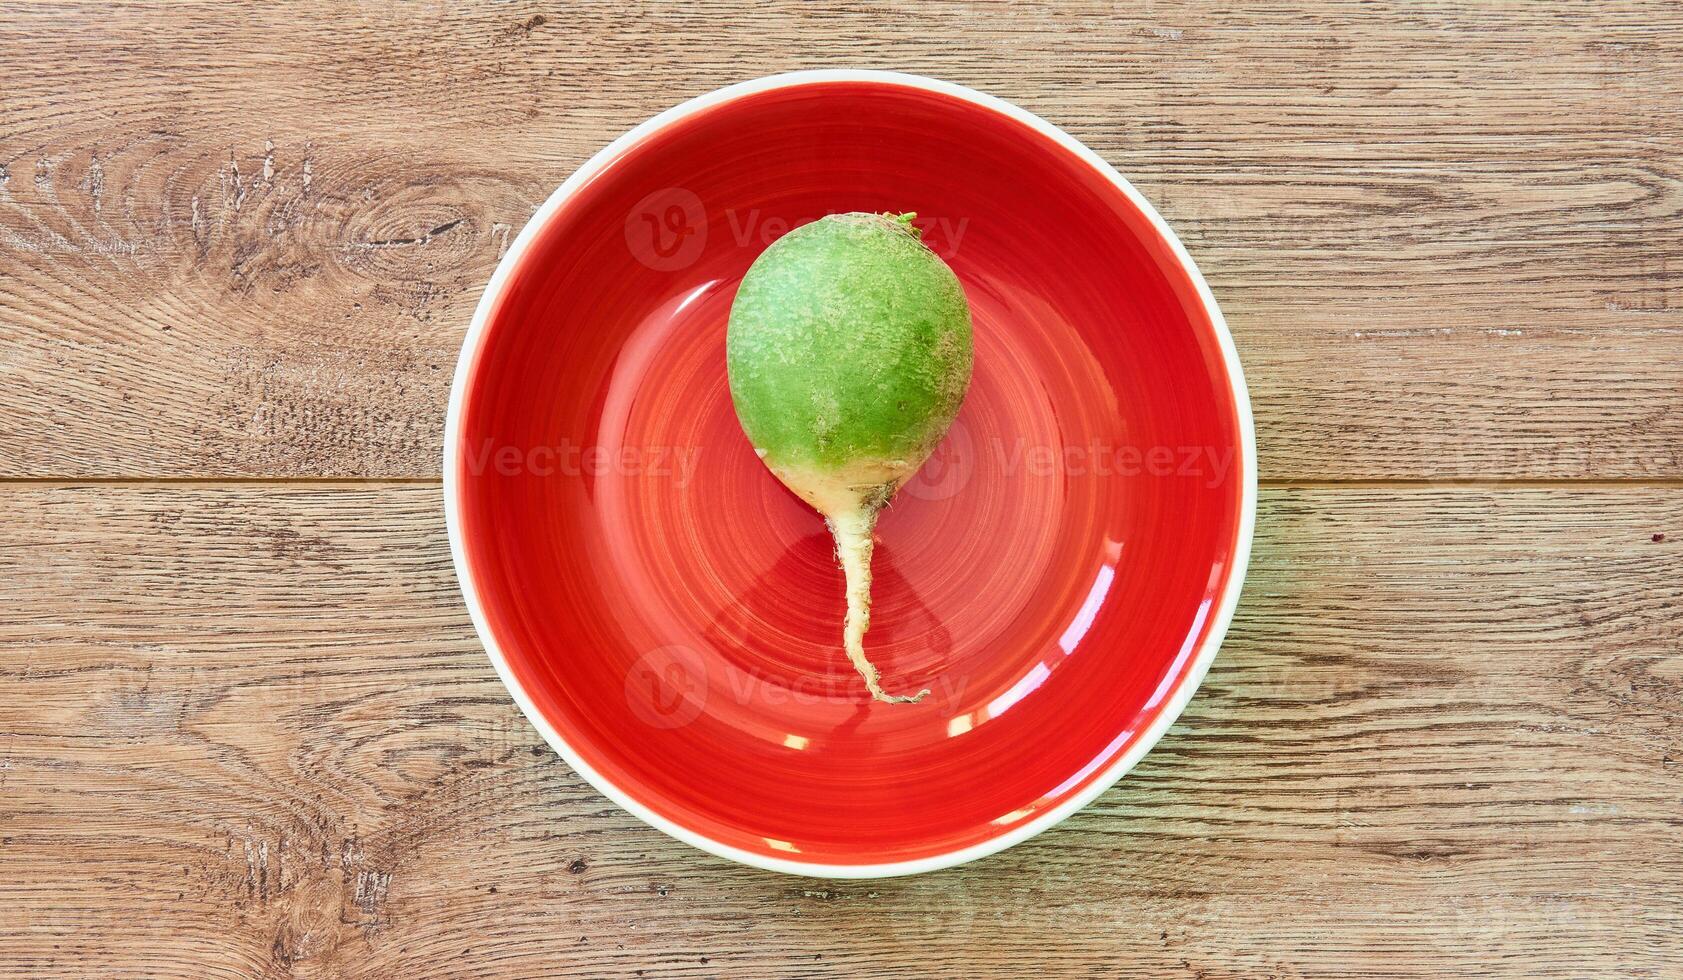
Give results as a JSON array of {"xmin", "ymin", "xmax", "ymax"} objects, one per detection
[{"xmin": 727, "ymin": 212, "xmax": 974, "ymax": 703}]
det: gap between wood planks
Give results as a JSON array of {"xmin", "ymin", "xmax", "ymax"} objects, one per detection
[{"xmin": 2, "ymin": 477, "xmax": 1683, "ymax": 489}]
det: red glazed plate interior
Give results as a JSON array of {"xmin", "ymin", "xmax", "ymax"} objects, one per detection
[{"xmin": 448, "ymin": 73, "xmax": 1253, "ymax": 874}]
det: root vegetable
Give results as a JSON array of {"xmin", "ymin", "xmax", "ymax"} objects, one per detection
[{"xmin": 727, "ymin": 212, "xmax": 974, "ymax": 703}]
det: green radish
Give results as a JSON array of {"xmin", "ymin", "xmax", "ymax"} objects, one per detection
[{"xmin": 726, "ymin": 212, "xmax": 974, "ymax": 703}]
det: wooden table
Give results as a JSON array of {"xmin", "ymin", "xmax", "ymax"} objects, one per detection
[{"xmin": 3, "ymin": 2, "xmax": 1680, "ymax": 976}]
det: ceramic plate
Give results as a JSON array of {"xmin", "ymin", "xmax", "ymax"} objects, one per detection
[{"xmin": 445, "ymin": 70, "xmax": 1256, "ymax": 877}]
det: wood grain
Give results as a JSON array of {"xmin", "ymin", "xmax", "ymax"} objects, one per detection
[
  {"xmin": 1, "ymin": 484, "xmax": 1679, "ymax": 978},
  {"xmin": 2, "ymin": 1, "xmax": 1682, "ymax": 479},
  {"xmin": 4, "ymin": 3, "xmax": 1682, "ymax": 977}
]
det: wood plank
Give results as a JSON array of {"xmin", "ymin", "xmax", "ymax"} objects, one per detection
[
  {"xmin": 2, "ymin": 1, "xmax": 1682, "ymax": 479},
  {"xmin": 1, "ymin": 484, "xmax": 1678, "ymax": 977}
]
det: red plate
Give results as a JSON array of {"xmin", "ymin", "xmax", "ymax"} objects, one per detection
[{"xmin": 446, "ymin": 71, "xmax": 1255, "ymax": 877}]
